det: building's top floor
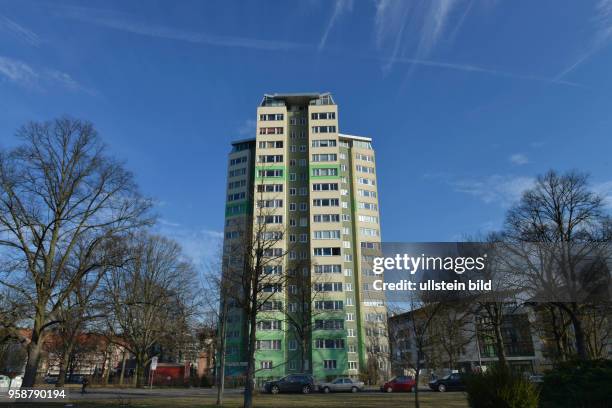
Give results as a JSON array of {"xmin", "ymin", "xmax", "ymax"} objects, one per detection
[{"xmin": 260, "ymin": 92, "xmax": 335, "ymax": 107}]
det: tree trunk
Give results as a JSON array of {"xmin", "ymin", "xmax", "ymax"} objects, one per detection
[
  {"xmin": 414, "ymin": 359, "xmax": 420, "ymax": 408},
  {"xmin": 568, "ymin": 305, "xmax": 588, "ymax": 360},
  {"xmin": 22, "ymin": 316, "xmax": 45, "ymax": 387},
  {"xmin": 119, "ymin": 351, "xmax": 127, "ymax": 386},
  {"xmin": 493, "ymin": 320, "xmax": 507, "ymax": 369},
  {"xmin": 216, "ymin": 300, "xmax": 228, "ymax": 406},
  {"xmin": 135, "ymin": 355, "xmax": 145, "ymax": 387},
  {"xmin": 243, "ymin": 290, "xmax": 258, "ymax": 408},
  {"xmin": 56, "ymin": 340, "xmax": 75, "ymax": 387}
]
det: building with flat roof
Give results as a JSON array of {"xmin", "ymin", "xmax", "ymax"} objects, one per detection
[{"xmin": 221, "ymin": 92, "xmax": 389, "ymax": 382}]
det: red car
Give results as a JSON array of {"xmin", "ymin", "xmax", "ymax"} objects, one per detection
[{"xmin": 380, "ymin": 376, "xmax": 416, "ymax": 392}]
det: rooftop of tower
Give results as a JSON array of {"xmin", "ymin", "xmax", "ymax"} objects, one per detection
[{"xmin": 260, "ymin": 92, "xmax": 335, "ymax": 107}]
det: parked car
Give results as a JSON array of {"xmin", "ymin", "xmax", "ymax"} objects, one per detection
[
  {"xmin": 380, "ymin": 375, "xmax": 416, "ymax": 392},
  {"xmin": 318, "ymin": 377, "xmax": 364, "ymax": 393},
  {"xmin": 263, "ymin": 374, "xmax": 315, "ymax": 394},
  {"xmin": 65, "ymin": 374, "xmax": 85, "ymax": 384},
  {"xmin": 428, "ymin": 373, "xmax": 465, "ymax": 392},
  {"xmin": 44, "ymin": 375, "xmax": 59, "ymax": 384},
  {"xmin": 528, "ymin": 374, "xmax": 544, "ymax": 384},
  {"xmin": 0, "ymin": 375, "xmax": 22, "ymax": 389}
]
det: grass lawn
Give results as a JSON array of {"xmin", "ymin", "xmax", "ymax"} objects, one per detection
[{"xmin": 1, "ymin": 391, "xmax": 469, "ymax": 408}]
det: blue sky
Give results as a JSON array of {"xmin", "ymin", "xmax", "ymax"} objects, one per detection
[{"xmin": 1, "ymin": 0, "xmax": 612, "ymax": 267}]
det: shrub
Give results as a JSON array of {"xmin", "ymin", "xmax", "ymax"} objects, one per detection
[
  {"xmin": 539, "ymin": 359, "xmax": 612, "ymax": 408},
  {"xmin": 465, "ymin": 366, "xmax": 539, "ymax": 408}
]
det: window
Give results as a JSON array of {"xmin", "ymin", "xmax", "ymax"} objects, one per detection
[
  {"xmin": 311, "ymin": 112, "xmax": 336, "ymax": 120},
  {"xmin": 314, "ymin": 319, "xmax": 344, "ymax": 330},
  {"xmin": 313, "ymin": 282, "xmax": 343, "ymax": 292},
  {"xmin": 260, "ymin": 361, "xmax": 273, "ymax": 369},
  {"xmin": 257, "ymin": 199, "xmax": 283, "ymax": 208},
  {"xmin": 289, "ymin": 203, "xmax": 296, "ymax": 211},
  {"xmin": 358, "ymin": 189, "xmax": 377, "ymax": 198},
  {"xmin": 257, "ymin": 169, "xmax": 283, "ymax": 178},
  {"xmin": 290, "ymin": 145, "xmax": 297, "ymax": 152},
  {"xmin": 258, "ymin": 155, "xmax": 283, "ymax": 163},
  {"xmin": 257, "ymin": 215, "xmax": 283, "ymax": 224},
  {"xmin": 259, "ymin": 231, "xmax": 283, "ymax": 240},
  {"xmin": 315, "ymin": 339, "xmax": 345, "ymax": 349},
  {"xmin": 311, "ymin": 139, "xmax": 337, "ymax": 147},
  {"xmin": 299, "ymin": 233, "xmax": 308, "ymax": 243},
  {"xmin": 313, "ymin": 198, "xmax": 339, "ymax": 207},
  {"xmin": 314, "ymin": 214, "xmax": 340, "ymax": 223},
  {"xmin": 346, "ymin": 297, "xmax": 354, "ymax": 306},
  {"xmin": 355, "ymin": 164, "xmax": 375, "ymax": 174},
  {"xmin": 256, "ymin": 340, "xmax": 282, "ymax": 350},
  {"xmin": 355, "ymin": 153, "xmax": 374, "ymax": 162},
  {"xmin": 312, "ymin": 183, "xmax": 339, "ymax": 191},
  {"xmin": 258, "ymin": 140, "xmax": 283, "ymax": 149},
  {"xmin": 312, "ymin": 168, "xmax": 338, "ymax": 177},
  {"xmin": 299, "ymin": 187, "xmax": 308, "ymax": 195},
  {"xmin": 263, "ymin": 265, "xmax": 282, "ymax": 275},
  {"xmin": 289, "ymin": 173, "xmax": 296, "ymax": 181},
  {"xmin": 312, "ymin": 125, "xmax": 337, "ymax": 133},
  {"xmin": 227, "ymin": 192, "xmax": 246, "ymax": 201},
  {"xmin": 289, "ymin": 188, "xmax": 297, "ymax": 196},
  {"xmin": 257, "ymin": 184, "xmax": 283, "ymax": 192},
  {"xmin": 313, "ymin": 230, "xmax": 341, "ymax": 239},
  {"xmin": 343, "ymin": 241, "xmax": 351, "ymax": 248},
  {"xmin": 299, "ymin": 202, "xmax": 307, "ymax": 211},
  {"xmin": 314, "ymin": 264, "xmax": 342, "ymax": 273},
  {"xmin": 344, "ymin": 268, "xmax": 352, "ymax": 276},
  {"xmin": 299, "ymin": 145, "xmax": 307, "ymax": 152},
  {"xmin": 342, "ymin": 214, "xmax": 351, "ymax": 221},
  {"xmin": 346, "ymin": 313, "xmax": 354, "ymax": 321},
  {"xmin": 348, "ymin": 361, "xmax": 358, "ymax": 370},
  {"xmin": 257, "ymin": 320, "xmax": 282, "ymax": 330},
  {"xmin": 228, "ymin": 179, "xmax": 247, "ymax": 189},
  {"xmin": 358, "ymin": 202, "xmax": 378, "ymax": 211},
  {"xmin": 289, "ymin": 340, "xmax": 297, "ymax": 350},
  {"xmin": 259, "ymin": 113, "xmax": 284, "ymax": 121},
  {"xmin": 358, "ymin": 215, "xmax": 379, "ymax": 223},
  {"xmin": 347, "ymin": 328, "xmax": 355, "ymax": 337},
  {"xmin": 323, "ymin": 360, "xmax": 337, "ymax": 370},
  {"xmin": 313, "ymin": 247, "xmax": 341, "ymax": 256},
  {"xmin": 357, "ymin": 177, "xmax": 376, "ymax": 186},
  {"xmin": 259, "ymin": 127, "xmax": 284, "ymax": 135},
  {"xmin": 312, "ymin": 153, "xmax": 337, "ymax": 162},
  {"xmin": 288, "ymin": 285, "xmax": 297, "ymax": 294},
  {"xmin": 229, "ymin": 156, "xmax": 247, "ymax": 166},
  {"xmin": 289, "ymin": 218, "xmax": 296, "ymax": 226},
  {"xmin": 228, "ymin": 168, "xmax": 246, "ymax": 177},
  {"xmin": 314, "ymin": 300, "xmax": 343, "ymax": 310},
  {"xmin": 299, "ymin": 158, "xmax": 307, "ymax": 166},
  {"xmin": 345, "ymin": 283, "xmax": 353, "ymax": 291},
  {"xmin": 348, "ymin": 345, "xmax": 357, "ymax": 353},
  {"xmin": 360, "ymin": 227, "xmax": 379, "ymax": 237},
  {"xmin": 299, "ymin": 217, "xmax": 308, "ymax": 227}
]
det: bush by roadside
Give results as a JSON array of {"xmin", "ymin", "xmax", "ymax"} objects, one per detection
[
  {"xmin": 465, "ymin": 366, "xmax": 539, "ymax": 408},
  {"xmin": 539, "ymin": 359, "xmax": 612, "ymax": 408}
]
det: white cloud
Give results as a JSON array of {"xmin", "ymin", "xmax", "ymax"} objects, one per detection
[
  {"xmin": 60, "ymin": 6, "xmax": 304, "ymax": 51},
  {"xmin": 374, "ymin": 0, "xmax": 466, "ymax": 72},
  {"xmin": 509, "ymin": 153, "xmax": 529, "ymax": 165},
  {"xmin": 555, "ymin": 0, "xmax": 612, "ymax": 80},
  {"xmin": 0, "ymin": 16, "xmax": 40, "ymax": 46},
  {"xmin": 156, "ymin": 221, "xmax": 223, "ymax": 271},
  {"xmin": 319, "ymin": 0, "xmax": 353, "ymax": 50},
  {"xmin": 0, "ymin": 55, "xmax": 89, "ymax": 93},
  {"xmin": 0, "ymin": 56, "xmax": 38, "ymax": 85},
  {"xmin": 450, "ymin": 175, "xmax": 534, "ymax": 205}
]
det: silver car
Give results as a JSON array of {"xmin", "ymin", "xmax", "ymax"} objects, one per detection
[{"xmin": 318, "ymin": 377, "xmax": 364, "ymax": 393}]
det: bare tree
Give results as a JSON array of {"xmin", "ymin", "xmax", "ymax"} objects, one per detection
[
  {"xmin": 502, "ymin": 170, "xmax": 611, "ymax": 360},
  {"xmin": 221, "ymin": 179, "xmax": 291, "ymax": 408},
  {"xmin": 0, "ymin": 118, "xmax": 152, "ymax": 387},
  {"xmin": 102, "ymin": 233, "xmax": 197, "ymax": 387}
]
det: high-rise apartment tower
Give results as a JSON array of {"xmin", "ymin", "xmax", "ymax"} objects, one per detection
[{"xmin": 222, "ymin": 93, "xmax": 389, "ymax": 382}]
